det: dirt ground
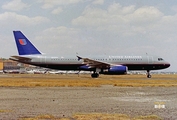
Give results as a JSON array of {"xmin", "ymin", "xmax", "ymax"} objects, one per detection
[
  {"xmin": 0, "ymin": 86, "xmax": 176, "ymax": 119},
  {"xmin": 0, "ymin": 74, "xmax": 176, "ymax": 119}
]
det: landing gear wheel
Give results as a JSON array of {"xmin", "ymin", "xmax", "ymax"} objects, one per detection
[
  {"xmin": 147, "ymin": 74, "xmax": 151, "ymax": 78},
  {"xmin": 91, "ymin": 73, "xmax": 99, "ymax": 78},
  {"xmin": 147, "ymin": 70, "xmax": 151, "ymax": 78}
]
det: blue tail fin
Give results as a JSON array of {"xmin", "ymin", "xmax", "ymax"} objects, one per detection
[{"xmin": 13, "ymin": 31, "xmax": 41, "ymax": 55}]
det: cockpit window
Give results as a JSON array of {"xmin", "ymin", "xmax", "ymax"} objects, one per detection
[{"xmin": 158, "ymin": 58, "xmax": 164, "ymax": 61}]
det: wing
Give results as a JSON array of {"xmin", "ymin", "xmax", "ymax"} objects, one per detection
[
  {"xmin": 10, "ymin": 55, "xmax": 31, "ymax": 61},
  {"xmin": 77, "ymin": 56, "xmax": 114, "ymax": 69}
]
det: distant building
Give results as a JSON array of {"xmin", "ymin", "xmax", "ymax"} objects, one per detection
[
  {"xmin": 0, "ymin": 62, "xmax": 3, "ymax": 70},
  {"xmin": 0, "ymin": 58, "xmax": 29, "ymax": 70}
]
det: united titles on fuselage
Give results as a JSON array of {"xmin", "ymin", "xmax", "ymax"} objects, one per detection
[{"xmin": 109, "ymin": 56, "xmax": 142, "ymax": 59}]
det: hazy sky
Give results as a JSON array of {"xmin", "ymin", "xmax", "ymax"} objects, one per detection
[{"xmin": 0, "ymin": 0, "xmax": 177, "ymax": 71}]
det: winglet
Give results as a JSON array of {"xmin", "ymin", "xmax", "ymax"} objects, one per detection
[
  {"xmin": 77, "ymin": 56, "xmax": 82, "ymax": 61},
  {"xmin": 13, "ymin": 31, "xmax": 41, "ymax": 55}
]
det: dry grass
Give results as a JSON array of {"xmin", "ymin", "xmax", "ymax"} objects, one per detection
[
  {"xmin": 72, "ymin": 113, "xmax": 130, "ymax": 120},
  {"xmin": 19, "ymin": 114, "xmax": 55, "ymax": 120},
  {"xmin": 0, "ymin": 109, "xmax": 12, "ymax": 113},
  {"xmin": 0, "ymin": 74, "xmax": 177, "ymax": 87},
  {"xmin": 19, "ymin": 113, "xmax": 162, "ymax": 120},
  {"xmin": 133, "ymin": 115, "xmax": 162, "ymax": 120}
]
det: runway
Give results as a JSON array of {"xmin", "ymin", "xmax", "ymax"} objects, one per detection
[{"xmin": 0, "ymin": 74, "xmax": 176, "ymax": 119}]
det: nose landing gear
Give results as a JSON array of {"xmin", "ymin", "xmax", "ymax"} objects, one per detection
[{"xmin": 147, "ymin": 70, "xmax": 151, "ymax": 78}]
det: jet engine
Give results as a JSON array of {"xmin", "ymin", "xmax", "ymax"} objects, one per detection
[
  {"xmin": 101, "ymin": 65, "xmax": 127, "ymax": 75},
  {"xmin": 79, "ymin": 65, "xmax": 90, "ymax": 70},
  {"xmin": 79, "ymin": 65, "xmax": 95, "ymax": 71}
]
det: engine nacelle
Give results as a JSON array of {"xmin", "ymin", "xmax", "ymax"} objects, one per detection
[
  {"xmin": 79, "ymin": 65, "xmax": 95, "ymax": 71},
  {"xmin": 79, "ymin": 65, "xmax": 90, "ymax": 70},
  {"xmin": 101, "ymin": 65, "xmax": 127, "ymax": 75}
]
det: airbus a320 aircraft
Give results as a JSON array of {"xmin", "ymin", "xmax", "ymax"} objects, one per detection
[{"xmin": 10, "ymin": 31, "xmax": 170, "ymax": 78}]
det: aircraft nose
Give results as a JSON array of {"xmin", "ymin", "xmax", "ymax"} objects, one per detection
[{"xmin": 164, "ymin": 62, "xmax": 170, "ymax": 68}]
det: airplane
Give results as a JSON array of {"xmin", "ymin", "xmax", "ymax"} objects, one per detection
[{"xmin": 10, "ymin": 31, "xmax": 170, "ymax": 78}]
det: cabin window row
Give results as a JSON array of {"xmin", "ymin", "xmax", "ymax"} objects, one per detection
[
  {"xmin": 51, "ymin": 59, "xmax": 143, "ymax": 61},
  {"xmin": 51, "ymin": 59, "xmax": 78, "ymax": 61},
  {"xmin": 94, "ymin": 59, "xmax": 143, "ymax": 61}
]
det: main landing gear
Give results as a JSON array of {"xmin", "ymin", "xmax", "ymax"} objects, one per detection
[
  {"xmin": 91, "ymin": 70, "xmax": 152, "ymax": 78},
  {"xmin": 147, "ymin": 70, "xmax": 151, "ymax": 78},
  {"xmin": 91, "ymin": 72, "xmax": 99, "ymax": 78}
]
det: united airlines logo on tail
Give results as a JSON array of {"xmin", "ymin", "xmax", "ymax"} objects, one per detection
[{"xmin": 19, "ymin": 39, "xmax": 27, "ymax": 45}]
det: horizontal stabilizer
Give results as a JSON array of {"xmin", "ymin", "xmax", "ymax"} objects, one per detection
[{"xmin": 10, "ymin": 56, "xmax": 31, "ymax": 61}]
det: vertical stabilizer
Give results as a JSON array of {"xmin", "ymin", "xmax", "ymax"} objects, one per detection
[{"xmin": 13, "ymin": 31, "xmax": 41, "ymax": 55}]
